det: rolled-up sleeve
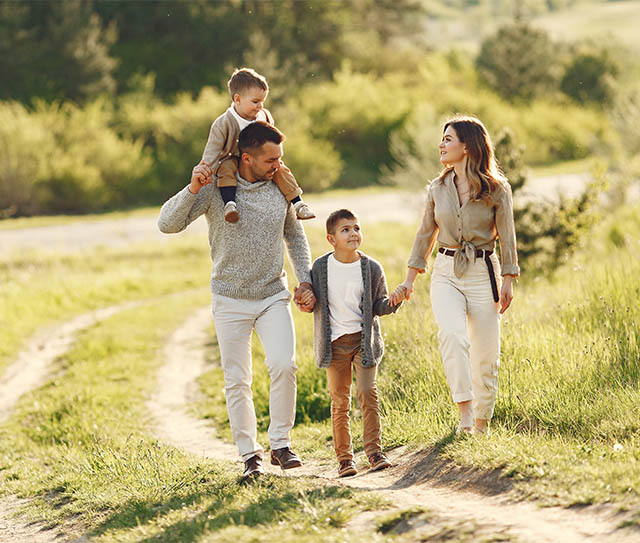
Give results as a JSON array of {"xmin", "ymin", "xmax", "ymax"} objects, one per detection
[
  {"xmin": 495, "ymin": 183, "xmax": 520, "ymax": 277},
  {"xmin": 408, "ymin": 187, "xmax": 439, "ymax": 271}
]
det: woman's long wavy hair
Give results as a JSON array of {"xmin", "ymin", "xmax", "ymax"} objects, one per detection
[{"xmin": 439, "ymin": 116, "xmax": 506, "ymax": 204}]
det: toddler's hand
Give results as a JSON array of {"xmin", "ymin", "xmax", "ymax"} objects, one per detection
[{"xmin": 189, "ymin": 160, "xmax": 214, "ymax": 194}]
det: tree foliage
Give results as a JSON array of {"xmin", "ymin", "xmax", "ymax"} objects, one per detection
[
  {"xmin": 476, "ymin": 21, "xmax": 556, "ymax": 101},
  {"xmin": 0, "ymin": 0, "xmax": 422, "ymax": 101},
  {"xmin": 0, "ymin": 1, "xmax": 117, "ymax": 103},
  {"xmin": 561, "ymin": 47, "xmax": 619, "ymax": 106}
]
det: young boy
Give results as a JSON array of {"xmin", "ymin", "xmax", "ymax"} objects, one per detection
[
  {"xmin": 200, "ymin": 67, "xmax": 315, "ymax": 223},
  {"xmin": 302, "ymin": 209, "xmax": 401, "ymax": 477}
]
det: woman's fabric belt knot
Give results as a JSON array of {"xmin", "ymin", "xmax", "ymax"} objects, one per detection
[
  {"xmin": 444, "ymin": 240, "xmax": 481, "ymax": 279},
  {"xmin": 438, "ymin": 243, "xmax": 499, "ymax": 302}
]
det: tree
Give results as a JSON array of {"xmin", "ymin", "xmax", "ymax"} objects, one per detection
[
  {"xmin": 495, "ymin": 127, "xmax": 601, "ymax": 275},
  {"xmin": 0, "ymin": 1, "xmax": 117, "ymax": 103},
  {"xmin": 561, "ymin": 48, "xmax": 619, "ymax": 106},
  {"xmin": 476, "ymin": 21, "xmax": 556, "ymax": 101}
]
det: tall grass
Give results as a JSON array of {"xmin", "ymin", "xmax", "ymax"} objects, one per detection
[
  {"xmin": 0, "ymin": 244, "xmax": 384, "ymax": 542},
  {"xmin": 224, "ymin": 207, "xmax": 640, "ymax": 506}
]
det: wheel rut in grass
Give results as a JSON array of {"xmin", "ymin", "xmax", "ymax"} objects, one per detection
[
  {"xmin": 151, "ymin": 306, "xmax": 639, "ymax": 543},
  {"xmin": 0, "ymin": 302, "xmax": 141, "ymax": 422},
  {"xmin": 0, "ymin": 300, "xmax": 146, "ymax": 543}
]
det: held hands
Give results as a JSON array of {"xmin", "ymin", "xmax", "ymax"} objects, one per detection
[
  {"xmin": 294, "ymin": 282, "xmax": 316, "ymax": 313},
  {"xmin": 390, "ymin": 281, "xmax": 414, "ymax": 306},
  {"xmin": 499, "ymin": 275, "xmax": 514, "ymax": 314},
  {"xmin": 189, "ymin": 160, "xmax": 214, "ymax": 194}
]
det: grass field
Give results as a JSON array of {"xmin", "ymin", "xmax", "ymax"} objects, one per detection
[{"xmin": 0, "ymin": 202, "xmax": 639, "ymax": 540}]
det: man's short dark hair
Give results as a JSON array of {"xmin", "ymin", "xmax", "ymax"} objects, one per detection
[
  {"xmin": 326, "ymin": 209, "xmax": 359, "ymax": 235},
  {"xmin": 238, "ymin": 121, "xmax": 285, "ymax": 157}
]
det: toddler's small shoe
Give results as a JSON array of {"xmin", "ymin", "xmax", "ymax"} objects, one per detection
[
  {"xmin": 338, "ymin": 459, "xmax": 358, "ymax": 478},
  {"xmin": 224, "ymin": 201, "xmax": 239, "ymax": 223},
  {"xmin": 293, "ymin": 201, "xmax": 316, "ymax": 220},
  {"xmin": 368, "ymin": 452, "xmax": 391, "ymax": 471}
]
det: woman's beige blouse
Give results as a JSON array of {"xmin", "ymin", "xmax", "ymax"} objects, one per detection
[{"xmin": 408, "ymin": 170, "xmax": 520, "ymax": 277}]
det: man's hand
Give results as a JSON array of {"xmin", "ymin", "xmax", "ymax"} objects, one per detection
[
  {"xmin": 294, "ymin": 282, "xmax": 316, "ymax": 312},
  {"xmin": 189, "ymin": 160, "xmax": 214, "ymax": 194}
]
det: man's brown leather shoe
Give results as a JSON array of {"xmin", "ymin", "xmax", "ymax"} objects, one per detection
[
  {"xmin": 243, "ymin": 455, "xmax": 264, "ymax": 480},
  {"xmin": 270, "ymin": 447, "xmax": 302, "ymax": 469}
]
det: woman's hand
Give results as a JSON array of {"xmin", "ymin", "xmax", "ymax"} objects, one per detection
[
  {"xmin": 499, "ymin": 275, "xmax": 514, "ymax": 314},
  {"xmin": 390, "ymin": 281, "xmax": 413, "ymax": 305},
  {"xmin": 390, "ymin": 267, "xmax": 421, "ymax": 305}
]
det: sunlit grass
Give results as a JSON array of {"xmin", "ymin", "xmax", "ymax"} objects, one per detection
[
  {"xmin": 199, "ymin": 206, "xmax": 640, "ymax": 508},
  {"xmin": 0, "ymin": 238, "xmax": 211, "ymax": 375},
  {"xmin": 0, "ymin": 283, "xmax": 385, "ymax": 542},
  {"xmin": 0, "ymin": 203, "xmax": 639, "ymax": 540}
]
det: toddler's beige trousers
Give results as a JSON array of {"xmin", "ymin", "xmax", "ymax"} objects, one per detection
[
  {"xmin": 212, "ymin": 290, "xmax": 297, "ymax": 461},
  {"xmin": 430, "ymin": 251, "xmax": 502, "ymax": 420}
]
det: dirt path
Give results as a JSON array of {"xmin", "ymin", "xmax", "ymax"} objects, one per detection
[
  {"xmin": 0, "ymin": 300, "xmax": 145, "ymax": 543},
  {"xmin": 146, "ymin": 308, "xmax": 637, "ymax": 543},
  {"xmin": 0, "ymin": 303, "xmax": 139, "ymax": 423},
  {"xmin": 0, "ymin": 173, "xmax": 593, "ymax": 254}
]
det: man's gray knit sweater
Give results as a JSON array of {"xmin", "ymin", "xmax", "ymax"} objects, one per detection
[{"xmin": 157, "ymin": 176, "xmax": 312, "ymax": 299}]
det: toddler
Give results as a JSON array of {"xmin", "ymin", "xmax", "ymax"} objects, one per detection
[{"xmin": 201, "ymin": 67, "xmax": 315, "ymax": 222}]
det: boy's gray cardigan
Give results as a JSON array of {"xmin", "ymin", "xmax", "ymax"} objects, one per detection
[{"xmin": 311, "ymin": 251, "xmax": 401, "ymax": 369}]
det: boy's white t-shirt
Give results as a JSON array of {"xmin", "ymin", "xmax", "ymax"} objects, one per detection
[
  {"xmin": 228, "ymin": 104, "xmax": 268, "ymax": 131},
  {"xmin": 327, "ymin": 253, "xmax": 364, "ymax": 342}
]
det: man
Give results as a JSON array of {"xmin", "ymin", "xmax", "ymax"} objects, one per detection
[{"xmin": 158, "ymin": 121, "xmax": 315, "ymax": 480}]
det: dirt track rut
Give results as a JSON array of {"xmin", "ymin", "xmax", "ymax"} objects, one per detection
[{"xmin": 146, "ymin": 308, "xmax": 637, "ymax": 543}]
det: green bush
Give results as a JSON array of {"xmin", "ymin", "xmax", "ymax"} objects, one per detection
[
  {"xmin": 561, "ymin": 47, "xmax": 619, "ymax": 106},
  {"xmin": 275, "ymin": 106, "xmax": 343, "ymax": 193},
  {"xmin": 476, "ymin": 21, "xmax": 557, "ymax": 101},
  {"xmin": 297, "ymin": 65, "xmax": 415, "ymax": 187},
  {"xmin": 114, "ymin": 79, "xmax": 229, "ymax": 202},
  {"xmin": 0, "ymin": 99, "xmax": 150, "ymax": 216}
]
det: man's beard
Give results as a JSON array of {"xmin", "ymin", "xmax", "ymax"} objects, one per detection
[{"xmin": 252, "ymin": 167, "xmax": 275, "ymax": 182}]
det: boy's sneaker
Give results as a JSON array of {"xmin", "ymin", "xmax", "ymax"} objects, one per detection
[
  {"xmin": 368, "ymin": 452, "xmax": 391, "ymax": 472},
  {"xmin": 338, "ymin": 459, "xmax": 358, "ymax": 478},
  {"xmin": 242, "ymin": 455, "xmax": 264, "ymax": 480},
  {"xmin": 270, "ymin": 447, "xmax": 303, "ymax": 469},
  {"xmin": 293, "ymin": 201, "xmax": 316, "ymax": 220},
  {"xmin": 224, "ymin": 201, "xmax": 239, "ymax": 223}
]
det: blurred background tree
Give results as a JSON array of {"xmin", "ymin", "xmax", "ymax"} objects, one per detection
[
  {"xmin": 475, "ymin": 21, "xmax": 557, "ymax": 101},
  {"xmin": 0, "ymin": 1, "xmax": 118, "ymax": 103},
  {"xmin": 1, "ymin": 0, "xmax": 638, "ymax": 276}
]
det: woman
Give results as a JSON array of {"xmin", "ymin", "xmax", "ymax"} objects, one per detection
[{"xmin": 390, "ymin": 116, "xmax": 519, "ymax": 434}]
